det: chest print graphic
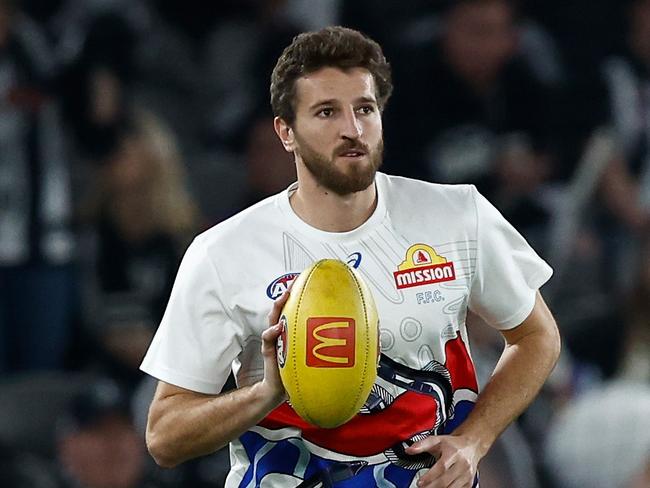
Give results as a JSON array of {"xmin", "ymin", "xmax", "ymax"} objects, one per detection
[{"xmin": 393, "ymin": 244, "xmax": 456, "ymax": 290}]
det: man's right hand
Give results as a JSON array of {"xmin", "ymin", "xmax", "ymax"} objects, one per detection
[
  {"xmin": 260, "ymin": 290, "xmax": 290, "ymax": 407},
  {"xmin": 146, "ymin": 290, "xmax": 292, "ymax": 467}
]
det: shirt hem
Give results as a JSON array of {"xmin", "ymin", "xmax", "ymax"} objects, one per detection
[
  {"xmin": 140, "ymin": 362, "xmax": 221, "ymax": 395},
  {"xmin": 492, "ymin": 266, "xmax": 553, "ymax": 330}
]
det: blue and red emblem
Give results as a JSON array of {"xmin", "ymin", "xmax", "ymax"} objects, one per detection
[{"xmin": 266, "ymin": 272, "xmax": 300, "ymax": 300}]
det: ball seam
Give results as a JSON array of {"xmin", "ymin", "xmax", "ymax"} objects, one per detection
[
  {"xmin": 292, "ymin": 259, "xmax": 322, "ymax": 426},
  {"xmin": 346, "ymin": 264, "xmax": 371, "ymax": 423}
]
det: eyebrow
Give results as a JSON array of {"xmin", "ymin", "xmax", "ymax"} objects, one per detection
[
  {"xmin": 308, "ymin": 96, "xmax": 378, "ymax": 111},
  {"xmin": 309, "ymin": 99, "xmax": 336, "ymax": 111}
]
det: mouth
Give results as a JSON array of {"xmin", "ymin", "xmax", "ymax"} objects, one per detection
[{"xmin": 337, "ymin": 149, "xmax": 367, "ymax": 159}]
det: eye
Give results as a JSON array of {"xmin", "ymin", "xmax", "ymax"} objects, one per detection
[
  {"xmin": 357, "ymin": 105, "xmax": 375, "ymax": 115},
  {"xmin": 317, "ymin": 107, "xmax": 334, "ymax": 118}
]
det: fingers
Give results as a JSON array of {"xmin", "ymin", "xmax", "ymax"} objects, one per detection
[
  {"xmin": 262, "ymin": 290, "xmax": 291, "ymax": 361},
  {"xmin": 416, "ymin": 463, "xmax": 473, "ymax": 488},
  {"xmin": 261, "ymin": 322, "xmax": 283, "ymax": 344},
  {"xmin": 260, "ymin": 293, "xmax": 289, "ymax": 404},
  {"xmin": 267, "ymin": 290, "xmax": 290, "ymax": 326},
  {"xmin": 406, "ymin": 436, "xmax": 442, "ymax": 457},
  {"xmin": 407, "ymin": 436, "xmax": 476, "ymax": 488},
  {"xmin": 416, "ymin": 458, "xmax": 463, "ymax": 487},
  {"xmin": 261, "ymin": 317, "xmax": 284, "ymax": 359},
  {"xmin": 417, "ymin": 451, "xmax": 453, "ymax": 484},
  {"xmin": 447, "ymin": 479, "xmax": 473, "ymax": 488}
]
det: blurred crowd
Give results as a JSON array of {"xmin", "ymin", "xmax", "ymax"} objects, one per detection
[{"xmin": 1, "ymin": 0, "xmax": 649, "ymax": 487}]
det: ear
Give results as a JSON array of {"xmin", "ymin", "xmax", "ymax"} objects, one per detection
[{"xmin": 274, "ymin": 117, "xmax": 295, "ymax": 153}]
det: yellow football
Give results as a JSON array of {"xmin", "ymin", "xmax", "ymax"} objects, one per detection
[{"xmin": 276, "ymin": 258, "xmax": 379, "ymax": 428}]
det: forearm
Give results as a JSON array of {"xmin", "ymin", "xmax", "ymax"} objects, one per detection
[
  {"xmin": 454, "ymin": 295, "xmax": 561, "ymax": 458},
  {"xmin": 147, "ymin": 295, "xmax": 289, "ymax": 468},
  {"xmin": 146, "ymin": 381, "xmax": 283, "ymax": 468},
  {"xmin": 454, "ymin": 333, "xmax": 559, "ymax": 457}
]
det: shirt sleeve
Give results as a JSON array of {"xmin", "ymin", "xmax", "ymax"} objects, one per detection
[
  {"xmin": 468, "ymin": 187, "xmax": 553, "ymax": 330},
  {"xmin": 140, "ymin": 236, "xmax": 248, "ymax": 394}
]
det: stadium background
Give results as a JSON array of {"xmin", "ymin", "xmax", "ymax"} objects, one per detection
[{"xmin": 1, "ymin": 0, "xmax": 649, "ymax": 486}]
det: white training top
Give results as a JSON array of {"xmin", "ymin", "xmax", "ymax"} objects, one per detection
[{"xmin": 141, "ymin": 172, "xmax": 552, "ymax": 488}]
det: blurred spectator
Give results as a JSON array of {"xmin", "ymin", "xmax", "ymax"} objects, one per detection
[
  {"xmin": 553, "ymin": 228, "xmax": 650, "ymax": 383},
  {"xmin": 70, "ymin": 110, "xmax": 199, "ymax": 387},
  {"xmin": 19, "ymin": 1, "xmax": 144, "ymax": 60},
  {"xmin": 200, "ymin": 0, "xmax": 301, "ymax": 149},
  {"xmin": 385, "ymin": 0, "xmax": 561, "ymax": 246},
  {"xmin": 340, "ymin": 0, "xmax": 439, "ymax": 58},
  {"xmin": 0, "ymin": 441, "xmax": 58, "ymax": 488},
  {"xmin": 0, "ymin": 372, "xmax": 190, "ymax": 487},
  {"xmin": 544, "ymin": 381, "xmax": 650, "ymax": 488},
  {"xmin": 617, "ymin": 234, "xmax": 650, "ymax": 381},
  {"xmin": 236, "ymin": 114, "xmax": 296, "ymax": 211},
  {"xmin": 141, "ymin": 0, "xmax": 337, "ymax": 155},
  {"xmin": 185, "ymin": 113, "xmax": 296, "ymax": 232},
  {"xmin": 522, "ymin": 0, "xmax": 626, "ymax": 77},
  {"xmin": 131, "ymin": 1, "xmax": 206, "ymax": 153},
  {"xmin": 590, "ymin": 0, "xmax": 650, "ymax": 292},
  {"xmin": 55, "ymin": 378, "xmax": 151, "ymax": 488},
  {"xmin": 81, "ymin": 110, "xmax": 198, "ymax": 320},
  {"xmin": 57, "ymin": 7, "xmax": 138, "ymax": 160},
  {"xmin": 82, "ymin": 295, "xmax": 156, "ymax": 391},
  {"xmin": 0, "ymin": 0, "xmax": 76, "ymax": 373}
]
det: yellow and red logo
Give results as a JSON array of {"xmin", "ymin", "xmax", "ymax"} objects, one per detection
[
  {"xmin": 306, "ymin": 317, "xmax": 356, "ymax": 368},
  {"xmin": 393, "ymin": 244, "xmax": 456, "ymax": 290}
]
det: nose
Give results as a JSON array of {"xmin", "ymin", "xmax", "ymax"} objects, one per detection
[{"xmin": 340, "ymin": 107, "xmax": 362, "ymax": 140}]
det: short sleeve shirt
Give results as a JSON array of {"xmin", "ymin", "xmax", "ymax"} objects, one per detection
[{"xmin": 141, "ymin": 172, "xmax": 552, "ymax": 487}]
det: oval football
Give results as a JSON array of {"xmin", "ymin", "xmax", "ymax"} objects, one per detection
[{"xmin": 276, "ymin": 259, "xmax": 379, "ymax": 428}]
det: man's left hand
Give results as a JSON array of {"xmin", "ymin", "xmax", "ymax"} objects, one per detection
[{"xmin": 405, "ymin": 434, "xmax": 480, "ymax": 488}]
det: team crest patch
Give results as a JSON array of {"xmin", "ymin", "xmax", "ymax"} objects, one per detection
[
  {"xmin": 267, "ymin": 272, "xmax": 300, "ymax": 299},
  {"xmin": 393, "ymin": 244, "xmax": 456, "ymax": 289}
]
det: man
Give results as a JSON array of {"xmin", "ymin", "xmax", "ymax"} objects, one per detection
[{"xmin": 141, "ymin": 26, "xmax": 561, "ymax": 487}]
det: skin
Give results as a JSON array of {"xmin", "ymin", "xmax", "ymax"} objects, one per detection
[
  {"xmin": 274, "ymin": 66, "xmax": 384, "ymax": 231},
  {"xmin": 145, "ymin": 67, "xmax": 561, "ymax": 487},
  {"xmin": 146, "ymin": 291, "xmax": 289, "ymax": 467},
  {"xmin": 406, "ymin": 292, "xmax": 559, "ymax": 487}
]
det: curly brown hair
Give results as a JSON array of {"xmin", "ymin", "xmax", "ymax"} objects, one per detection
[{"xmin": 270, "ymin": 26, "xmax": 393, "ymax": 125}]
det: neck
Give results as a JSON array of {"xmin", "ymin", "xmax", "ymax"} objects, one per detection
[{"xmin": 290, "ymin": 172, "xmax": 378, "ymax": 233}]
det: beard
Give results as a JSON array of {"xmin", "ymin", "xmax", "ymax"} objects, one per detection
[{"xmin": 294, "ymin": 132, "xmax": 383, "ymax": 196}]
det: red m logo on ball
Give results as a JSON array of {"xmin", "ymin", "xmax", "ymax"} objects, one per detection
[{"xmin": 306, "ymin": 317, "xmax": 356, "ymax": 368}]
